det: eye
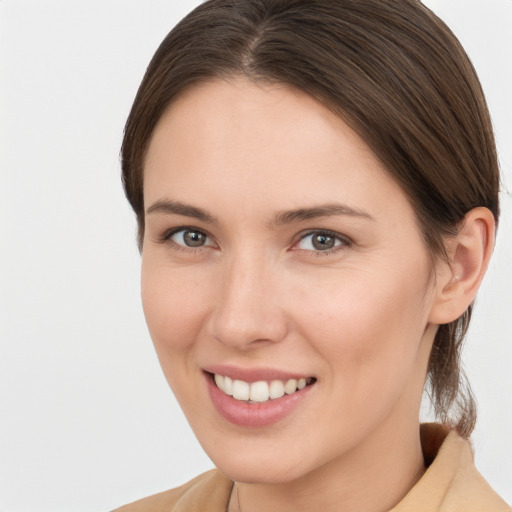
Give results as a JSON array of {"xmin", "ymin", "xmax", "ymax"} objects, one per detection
[
  {"xmin": 294, "ymin": 230, "xmax": 349, "ymax": 252},
  {"xmin": 168, "ymin": 228, "xmax": 213, "ymax": 248}
]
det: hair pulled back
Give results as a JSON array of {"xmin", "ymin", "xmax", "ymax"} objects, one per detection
[{"xmin": 121, "ymin": 0, "xmax": 500, "ymax": 437}]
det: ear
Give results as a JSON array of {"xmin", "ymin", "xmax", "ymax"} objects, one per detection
[{"xmin": 428, "ymin": 207, "xmax": 496, "ymax": 325}]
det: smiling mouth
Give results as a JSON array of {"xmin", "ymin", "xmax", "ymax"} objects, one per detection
[{"xmin": 210, "ymin": 373, "xmax": 316, "ymax": 403}]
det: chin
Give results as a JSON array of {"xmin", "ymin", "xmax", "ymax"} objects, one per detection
[
  {"xmin": 214, "ymin": 456, "xmax": 307, "ymax": 484},
  {"xmin": 197, "ymin": 433, "xmax": 324, "ymax": 485}
]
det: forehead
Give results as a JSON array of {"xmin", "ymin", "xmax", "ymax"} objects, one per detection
[
  {"xmin": 146, "ymin": 79, "xmax": 377, "ymax": 179},
  {"xmin": 143, "ymin": 78, "xmax": 414, "ymax": 226}
]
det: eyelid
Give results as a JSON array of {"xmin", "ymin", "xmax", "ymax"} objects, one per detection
[
  {"xmin": 158, "ymin": 225, "xmax": 217, "ymax": 250},
  {"xmin": 155, "ymin": 226, "xmax": 351, "ymax": 255},
  {"xmin": 291, "ymin": 229, "xmax": 352, "ymax": 254}
]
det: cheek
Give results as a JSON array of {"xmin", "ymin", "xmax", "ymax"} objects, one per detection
[
  {"xmin": 140, "ymin": 260, "xmax": 211, "ymax": 354},
  {"xmin": 295, "ymin": 265, "xmax": 432, "ymax": 397},
  {"xmin": 140, "ymin": 260, "xmax": 216, "ymax": 412}
]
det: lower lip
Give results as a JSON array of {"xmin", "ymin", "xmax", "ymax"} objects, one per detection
[{"xmin": 205, "ymin": 373, "xmax": 314, "ymax": 427}]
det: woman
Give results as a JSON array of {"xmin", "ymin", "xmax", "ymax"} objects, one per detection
[{"xmin": 115, "ymin": 0, "xmax": 510, "ymax": 510}]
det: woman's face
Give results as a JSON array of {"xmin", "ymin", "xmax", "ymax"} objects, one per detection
[{"xmin": 142, "ymin": 79, "xmax": 441, "ymax": 483}]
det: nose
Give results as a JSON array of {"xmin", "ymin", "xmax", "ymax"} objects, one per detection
[{"xmin": 207, "ymin": 253, "xmax": 289, "ymax": 350}]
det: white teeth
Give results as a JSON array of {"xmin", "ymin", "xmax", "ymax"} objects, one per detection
[
  {"xmin": 232, "ymin": 380, "xmax": 250, "ymax": 400},
  {"xmin": 250, "ymin": 381, "xmax": 270, "ymax": 402},
  {"xmin": 224, "ymin": 376, "xmax": 233, "ymax": 395},
  {"xmin": 214, "ymin": 374, "xmax": 224, "ymax": 388},
  {"xmin": 213, "ymin": 374, "xmax": 312, "ymax": 402},
  {"xmin": 269, "ymin": 380, "xmax": 285, "ymax": 399},
  {"xmin": 284, "ymin": 379, "xmax": 297, "ymax": 395}
]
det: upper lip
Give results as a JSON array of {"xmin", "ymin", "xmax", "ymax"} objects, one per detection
[{"xmin": 202, "ymin": 364, "xmax": 313, "ymax": 383}]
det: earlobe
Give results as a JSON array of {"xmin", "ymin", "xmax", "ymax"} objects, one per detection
[{"xmin": 428, "ymin": 207, "xmax": 496, "ymax": 325}]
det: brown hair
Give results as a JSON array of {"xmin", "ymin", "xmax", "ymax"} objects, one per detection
[{"xmin": 121, "ymin": 0, "xmax": 500, "ymax": 437}]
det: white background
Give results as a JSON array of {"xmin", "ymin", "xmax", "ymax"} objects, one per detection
[{"xmin": 0, "ymin": 1, "xmax": 511, "ymax": 511}]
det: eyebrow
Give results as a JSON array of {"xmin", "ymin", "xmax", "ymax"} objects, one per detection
[
  {"xmin": 146, "ymin": 199, "xmax": 375, "ymax": 225},
  {"xmin": 273, "ymin": 203, "xmax": 376, "ymax": 225},
  {"xmin": 146, "ymin": 199, "xmax": 218, "ymax": 223}
]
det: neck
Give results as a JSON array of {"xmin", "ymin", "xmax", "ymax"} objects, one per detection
[{"xmin": 232, "ymin": 419, "xmax": 426, "ymax": 512}]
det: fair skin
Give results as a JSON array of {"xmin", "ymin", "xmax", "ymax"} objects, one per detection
[{"xmin": 141, "ymin": 79, "xmax": 494, "ymax": 512}]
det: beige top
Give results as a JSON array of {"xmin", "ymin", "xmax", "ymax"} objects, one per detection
[{"xmin": 113, "ymin": 424, "xmax": 510, "ymax": 512}]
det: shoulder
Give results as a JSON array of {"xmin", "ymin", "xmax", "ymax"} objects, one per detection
[
  {"xmin": 112, "ymin": 469, "xmax": 233, "ymax": 512},
  {"xmin": 391, "ymin": 424, "xmax": 511, "ymax": 512}
]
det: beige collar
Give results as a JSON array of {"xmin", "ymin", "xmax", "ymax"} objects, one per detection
[{"xmin": 169, "ymin": 424, "xmax": 510, "ymax": 512}]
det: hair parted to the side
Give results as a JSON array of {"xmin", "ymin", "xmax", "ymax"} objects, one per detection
[{"xmin": 121, "ymin": 0, "xmax": 500, "ymax": 437}]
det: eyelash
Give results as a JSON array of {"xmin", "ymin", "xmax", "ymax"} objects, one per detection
[
  {"xmin": 292, "ymin": 229, "xmax": 352, "ymax": 256},
  {"xmin": 157, "ymin": 226, "xmax": 352, "ymax": 256},
  {"xmin": 158, "ymin": 226, "xmax": 215, "ymax": 253}
]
